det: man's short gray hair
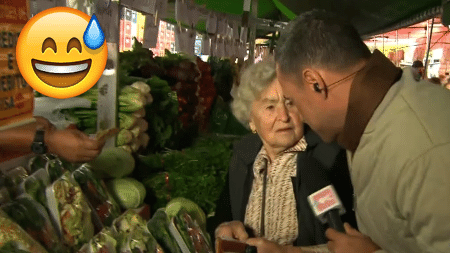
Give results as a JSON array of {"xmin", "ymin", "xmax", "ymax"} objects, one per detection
[
  {"xmin": 231, "ymin": 59, "xmax": 276, "ymax": 128},
  {"xmin": 275, "ymin": 9, "xmax": 371, "ymax": 78}
]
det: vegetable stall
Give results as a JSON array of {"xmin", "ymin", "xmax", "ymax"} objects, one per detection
[{"xmin": 2, "ymin": 0, "xmax": 447, "ymax": 252}]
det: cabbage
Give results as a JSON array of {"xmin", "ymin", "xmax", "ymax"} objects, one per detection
[
  {"xmin": 88, "ymin": 147, "xmax": 135, "ymax": 178},
  {"xmin": 107, "ymin": 178, "xmax": 146, "ymax": 209}
]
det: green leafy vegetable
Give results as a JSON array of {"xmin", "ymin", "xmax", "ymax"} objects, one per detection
[
  {"xmin": 141, "ymin": 134, "xmax": 239, "ymax": 215},
  {"xmin": 117, "ymin": 129, "xmax": 133, "ymax": 146}
]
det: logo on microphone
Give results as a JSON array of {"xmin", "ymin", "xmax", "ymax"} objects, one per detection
[
  {"xmin": 308, "ymin": 185, "xmax": 344, "ymax": 217},
  {"xmin": 312, "ymin": 187, "xmax": 337, "ymax": 212}
]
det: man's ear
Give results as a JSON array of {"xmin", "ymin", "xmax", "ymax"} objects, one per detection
[{"xmin": 303, "ymin": 68, "xmax": 327, "ymax": 98}]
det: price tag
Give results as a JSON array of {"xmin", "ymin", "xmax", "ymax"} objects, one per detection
[
  {"xmin": 232, "ymin": 22, "xmax": 239, "ymax": 40},
  {"xmin": 121, "ymin": 0, "xmax": 156, "ymax": 14},
  {"xmin": 154, "ymin": 0, "xmax": 167, "ymax": 19},
  {"xmin": 96, "ymin": 42, "xmax": 118, "ymax": 148},
  {"xmin": 95, "ymin": 2, "xmax": 119, "ymax": 43},
  {"xmin": 206, "ymin": 13, "xmax": 217, "ymax": 34},
  {"xmin": 240, "ymin": 27, "xmax": 248, "ymax": 44},
  {"xmin": 217, "ymin": 18, "xmax": 227, "ymax": 36},
  {"xmin": 211, "ymin": 37, "xmax": 217, "ymax": 56},
  {"xmin": 225, "ymin": 39, "xmax": 232, "ymax": 57},
  {"xmin": 186, "ymin": 29, "xmax": 195, "ymax": 56},
  {"xmin": 175, "ymin": 27, "xmax": 185, "ymax": 53},
  {"xmin": 201, "ymin": 36, "xmax": 211, "ymax": 55},
  {"xmin": 175, "ymin": 0, "xmax": 189, "ymax": 24},
  {"xmin": 29, "ymin": 0, "xmax": 57, "ymax": 16},
  {"xmin": 217, "ymin": 38, "xmax": 224, "ymax": 58},
  {"xmin": 143, "ymin": 15, "xmax": 158, "ymax": 49},
  {"xmin": 187, "ymin": 4, "xmax": 200, "ymax": 27}
]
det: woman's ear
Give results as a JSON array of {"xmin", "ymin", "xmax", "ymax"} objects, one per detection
[{"xmin": 249, "ymin": 121, "xmax": 257, "ymax": 134}]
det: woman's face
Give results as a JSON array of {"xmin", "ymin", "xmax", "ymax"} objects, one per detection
[{"xmin": 249, "ymin": 79, "xmax": 304, "ymax": 151}]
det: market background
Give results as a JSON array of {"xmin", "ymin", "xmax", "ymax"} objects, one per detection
[{"xmin": 1, "ymin": 0, "xmax": 450, "ymax": 252}]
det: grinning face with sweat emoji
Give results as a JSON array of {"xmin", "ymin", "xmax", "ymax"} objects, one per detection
[{"xmin": 16, "ymin": 7, "xmax": 107, "ymax": 99}]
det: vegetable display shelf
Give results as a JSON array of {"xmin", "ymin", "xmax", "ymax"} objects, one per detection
[{"xmin": 0, "ymin": 150, "xmax": 217, "ymax": 253}]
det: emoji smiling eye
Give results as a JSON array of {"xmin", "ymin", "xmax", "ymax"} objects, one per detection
[
  {"xmin": 67, "ymin": 37, "xmax": 82, "ymax": 53},
  {"xmin": 42, "ymin": 37, "xmax": 57, "ymax": 53}
]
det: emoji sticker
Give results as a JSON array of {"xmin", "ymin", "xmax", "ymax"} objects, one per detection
[{"xmin": 16, "ymin": 7, "xmax": 107, "ymax": 99}]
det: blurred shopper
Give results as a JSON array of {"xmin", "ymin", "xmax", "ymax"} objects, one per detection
[
  {"xmin": 428, "ymin": 77, "xmax": 442, "ymax": 85},
  {"xmin": 275, "ymin": 9, "xmax": 450, "ymax": 253},
  {"xmin": 411, "ymin": 60, "xmax": 425, "ymax": 81}
]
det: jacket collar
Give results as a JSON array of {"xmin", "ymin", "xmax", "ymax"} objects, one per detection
[{"xmin": 340, "ymin": 50, "xmax": 402, "ymax": 153}]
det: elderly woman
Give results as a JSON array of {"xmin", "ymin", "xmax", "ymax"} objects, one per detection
[{"xmin": 207, "ymin": 59, "xmax": 356, "ymax": 252}]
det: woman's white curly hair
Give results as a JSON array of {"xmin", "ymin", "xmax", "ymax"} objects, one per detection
[{"xmin": 231, "ymin": 58, "xmax": 277, "ymax": 129}]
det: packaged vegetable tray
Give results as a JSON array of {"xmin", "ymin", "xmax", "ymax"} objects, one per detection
[
  {"xmin": 168, "ymin": 208, "xmax": 213, "ymax": 253},
  {"xmin": 78, "ymin": 227, "xmax": 117, "ymax": 253},
  {"xmin": 46, "ymin": 171, "xmax": 94, "ymax": 251},
  {"xmin": 112, "ymin": 210, "xmax": 164, "ymax": 253},
  {"xmin": 1, "ymin": 194, "xmax": 66, "ymax": 253},
  {"xmin": 147, "ymin": 209, "xmax": 181, "ymax": 253},
  {"xmin": 28, "ymin": 154, "xmax": 56, "ymax": 174},
  {"xmin": 72, "ymin": 165, "xmax": 121, "ymax": 227},
  {"xmin": 45, "ymin": 157, "xmax": 67, "ymax": 182},
  {"xmin": 0, "ymin": 209, "xmax": 48, "ymax": 253},
  {"xmin": 17, "ymin": 168, "xmax": 50, "ymax": 208}
]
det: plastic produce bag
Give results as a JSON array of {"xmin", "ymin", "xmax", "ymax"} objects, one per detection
[
  {"xmin": 2, "ymin": 195, "xmax": 66, "ymax": 253},
  {"xmin": 147, "ymin": 209, "xmax": 182, "ymax": 253},
  {"xmin": 0, "ymin": 209, "xmax": 48, "ymax": 253},
  {"xmin": 46, "ymin": 172, "xmax": 94, "ymax": 251},
  {"xmin": 72, "ymin": 166, "xmax": 121, "ymax": 227}
]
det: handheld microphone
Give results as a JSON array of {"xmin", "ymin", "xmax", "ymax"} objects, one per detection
[
  {"xmin": 307, "ymin": 185, "xmax": 346, "ymax": 233},
  {"xmin": 303, "ymin": 156, "xmax": 346, "ymax": 233}
]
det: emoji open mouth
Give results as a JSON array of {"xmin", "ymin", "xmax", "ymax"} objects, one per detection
[{"xmin": 32, "ymin": 59, "xmax": 92, "ymax": 88}]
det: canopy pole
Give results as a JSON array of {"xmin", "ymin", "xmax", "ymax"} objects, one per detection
[
  {"xmin": 396, "ymin": 30, "xmax": 399, "ymax": 66},
  {"xmin": 424, "ymin": 18, "xmax": 435, "ymax": 78},
  {"xmin": 248, "ymin": 0, "xmax": 258, "ymax": 64}
]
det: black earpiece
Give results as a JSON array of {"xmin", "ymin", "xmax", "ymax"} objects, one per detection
[{"xmin": 314, "ymin": 83, "xmax": 322, "ymax": 92}]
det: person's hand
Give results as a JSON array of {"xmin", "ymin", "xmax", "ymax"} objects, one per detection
[
  {"xmin": 45, "ymin": 128, "xmax": 105, "ymax": 163},
  {"xmin": 326, "ymin": 223, "xmax": 381, "ymax": 253},
  {"xmin": 246, "ymin": 238, "xmax": 293, "ymax": 253},
  {"xmin": 215, "ymin": 221, "xmax": 249, "ymax": 242}
]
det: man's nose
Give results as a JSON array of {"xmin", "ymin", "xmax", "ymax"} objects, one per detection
[{"xmin": 277, "ymin": 105, "xmax": 290, "ymax": 122}]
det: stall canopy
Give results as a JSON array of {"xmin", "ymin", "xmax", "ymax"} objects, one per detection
[{"xmin": 192, "ymin": 0, "xmax": 443, "ymax": 37}]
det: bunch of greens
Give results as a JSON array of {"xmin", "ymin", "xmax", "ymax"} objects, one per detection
[
  {"xmin": 207, "ymin": 57, "xmax": 237, "ymax": 103},
  {"xmin": 119, "ymin": 38, "xmax": 161, "ymax": 80},
  {"xmin": 60, "ymin": 87, "xmax": 98, "ymax": 134},
  {"xmin": 140, "ymin": 134, "xmax": 239, "ymax": 216},
  {"xmin": 142, "ymin": 76, "xmax": 181, "ymax": 153},
  {"xmin": 209, "ymin": 97, "xmax": 250, "ymax": 136}
]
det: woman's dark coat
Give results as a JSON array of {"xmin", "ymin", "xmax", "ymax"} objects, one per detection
[{"xmin": 207, "ymin": 129, "xmax": 357, "ymax": 246}]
